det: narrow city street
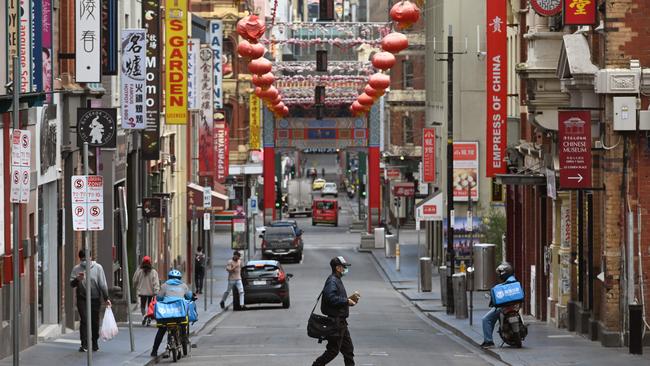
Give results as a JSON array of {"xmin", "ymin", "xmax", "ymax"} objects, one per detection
[{"xmin": 189, "ymin": 194, "xmax": 501, "ymax": 366}]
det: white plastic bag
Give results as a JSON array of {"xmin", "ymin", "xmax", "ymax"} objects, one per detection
[{"xmin": 99, "ymin": 306, "xmax": 119, "ymax": 341}]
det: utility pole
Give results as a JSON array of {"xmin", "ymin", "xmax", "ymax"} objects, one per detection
[
  {"xmin": 82, "ymin": 143, "xmax": 93, "ymax": 365},
  {"xmin": 11, "ymin": 53, "xmax": 20, "ymax": 366},
  {"xmin": 435, "ymin": 25, "xmax": 466, "ymax": 315}
]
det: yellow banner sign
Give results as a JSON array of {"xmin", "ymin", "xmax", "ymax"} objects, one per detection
[
  {"xmin": 249, "ymin": 93, "xmax": 261, "ymax": 150},
  {"xmin": 164, "ymin": 0, "xmax": 188, "ymax": 124}
]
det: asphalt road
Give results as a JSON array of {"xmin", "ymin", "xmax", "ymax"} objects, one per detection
[{"xmin": 183, "ymin": 194, "xmax": 503, "ymax": 366}]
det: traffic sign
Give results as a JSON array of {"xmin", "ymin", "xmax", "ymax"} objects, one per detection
[
  {"xmin": 558, "ymin": 111, "xmax": 592, "ymax": 189},
  {"xmin": 249, "ymin": 196, "xmax": 258, "ymax": 215},
  {"xmin": 71, "ymin": 175, "xmax": 105, "ymax": 231},
  {"xmin": 10, "ymin": 130, "xmax": 31, "ymax": 203},
  {"xmin": 203, "ymin": 186, "xmax": 211, "ymax": 208}
]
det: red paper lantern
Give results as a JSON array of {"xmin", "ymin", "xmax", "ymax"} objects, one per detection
[
  {"xmin": 248, "ymin": 57, "xmax": 273, "ymax": 75},
  {"xmin": 390, "ymin": 0, "xmax": 421, "ymax": 30},
  {"xmin": 254, "ymin": 86, "xmax": 265, "ymax": 98},
  {"xmin": 358, "ymin": 93, "xmax": 374, "ymax": 106},
  {"xmin": 236, "ymin": 15, "xmax": 266, "ymax": 43},
  {"xmin": 371, "ymin": 51, "xmax": 396, "ymax": 71},
  {"xmin": 237, "ymin": 40, "xmax": 254, "ymax": 59},
  {"xmin": 351, "ymin": 101, "xmax": 369, "ymax": 115},
  {"xmin": 381, "ymin": 32, "xmax": 409, "ymax": 54},
  {"xmin": 250, "ymin": 43, "xmax": 266, "ymax": 59},
  {"xmin": 260, "ymin": 86, "xmax": 279, "ymax": 100},
  {"xmin": 364, "ymin": 85, "xmax": 384, "ymax": 99},
  {"xmin": 368, "ymin": 73, "xmax": 391, "ymax": 90},
  {"xmin": 273, "ymin": 102, "xmax": 285, "ymax": 112},
  {"xmin": 271, "ymin": 94, "xmax": 282, "ymax": 105},
  {"xmin": 281, "ymin": 106, "xmax": 289, "ymax": 117},
  {"xmin": 252, "ymin": 72, "xmax": 275, "ymax": 89}
]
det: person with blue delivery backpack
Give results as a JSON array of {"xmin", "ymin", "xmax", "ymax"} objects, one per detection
[
  {"xmin": 481, "ymin": 262, "xmax": 521, "ymax": 348},
  {"xmin": 151, "ymin": 269, "xmax": 194, "ymax": 357}
]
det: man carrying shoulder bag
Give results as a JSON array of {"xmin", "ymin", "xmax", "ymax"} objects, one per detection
[{"xmin": 311, "ymin": 256, "xmax": 360, "ymax": 366}]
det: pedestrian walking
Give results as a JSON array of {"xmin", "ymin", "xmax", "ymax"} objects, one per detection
[
  {"xmin": 69, "ymin": 250, "xmax": 111, "ymax": 353},
  {"xmin": 220, "ymin": 251, "xmax": 246, "ymax": 310},
  {"xmin": 312, "ymin": 256, "xmax": 360, "ymax": 366},
  {"xmin": 194, "ymin": 246, "xmax": 206, "ymax": 294},
  {"xmin": 132, "ymin": 255, "xmax": 160, "ymax": 326}
]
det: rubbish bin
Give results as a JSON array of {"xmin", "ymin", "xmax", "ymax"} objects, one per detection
[
  {"xmin": 374, "ymin": 227, "xmax": 385, "ymax": 249},
  {"xmin": 420, "ymin": 257, "xmax": 432, "ymax": 292},
  {"xmin": 473, "ymin": 244, "xmax": 496, "ymax": 290},
  {"xmin": 452, "ymin": 273, "xmax": 468, "ymax": 319},
  {"xmin": 385, "ymin": 234, "xmax": 397, "ymax": 257},
  {"xmin": 439, "ymin": 266, "xmax": 447, "ymax": 305}
]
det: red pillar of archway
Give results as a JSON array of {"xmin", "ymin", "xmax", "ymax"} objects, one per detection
[
  {"xmin": 263, "ymin": 147, "xmax": 276, "ymax": 223},
  {"xmin": 367, "ymin": 146, "xmax": 381, "ymax": 233}
]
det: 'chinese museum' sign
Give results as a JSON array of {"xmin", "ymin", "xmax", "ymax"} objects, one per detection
[
  {"xmin": 486, "ymin": 0, "xmax": 507, "ymax": 177},
  {"xmin": 422, "ymin": 128, "xmax": 435, "ymax": 183},
  {"xmin": 564, "ymin": 0, "xmax": 597, "ymax": 25},
  {"xmin": 558, "ymin": 111, "xmax": 592, "ymax": 189}
]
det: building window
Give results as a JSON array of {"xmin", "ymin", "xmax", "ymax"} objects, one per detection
[
  {"xmin": 403, "ymin": 115, "xmax": 413, "ymax": 144},
  {"xmin": 403, "ymin": 59, "xmax": 414, "ymax": 89}
]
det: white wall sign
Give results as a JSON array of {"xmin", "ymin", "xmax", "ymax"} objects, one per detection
[
  {"xmin": 71, "ymin": 175, "xmax": 104, "ymax": 231},
  {"xmin": 120, "ymin": 29, "xmax": 147, "ymax": 129},
  {"xmin": 203, "ymin": 186, "xmax": 211, "ymax": 208},
  {"xmin": 209, "ymin": 20, "xmax": 223, "ymax": 109},
  {"xmin": 75, "ymin": 0, "xmax": 101, "ymax": 82},
  {"xmin": 416, "ymin": 192, "xmax": 443, "ymax": 222},
  {"xmin": 187, "ymin": 38, "xmax": 199, "ymax": 109},
  {"xmin": 10, "ymin": 129, "xmax": 31, "ymax": 203}
]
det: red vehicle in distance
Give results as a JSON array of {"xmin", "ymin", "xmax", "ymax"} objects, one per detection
[{"xmin": 312, "ymin": 198, "xmax": 339, "ymax": 227}]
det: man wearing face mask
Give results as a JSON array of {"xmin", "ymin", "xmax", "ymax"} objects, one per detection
[{"xmin": 312, "ymin": 256, "xmax": 360, "ymax": 366}]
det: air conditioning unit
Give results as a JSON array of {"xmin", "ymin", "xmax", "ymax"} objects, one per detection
[{"xmin": 594, "ymin": 69, "xmax": 640, "ymax": 94}]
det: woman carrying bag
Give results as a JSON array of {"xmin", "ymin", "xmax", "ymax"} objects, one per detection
[{"xmin": 133, "ymin": 256, "xmax": 160, "ymax": 326}]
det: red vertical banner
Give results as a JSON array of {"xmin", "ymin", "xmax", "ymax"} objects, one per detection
[
  {"xmin": 263, "ymin": 147, "xmax": 276, "ymax": 221},
  {"xmin": 214, "ymin": 118, "xmax": 229, "ymax": 184},
  {"xmin": 486, "ymin": 0, "xmax": 507, "ymax": 177},
  {"xmin": 558, "ymin": 111, "xmax": 592, "ymax": 189},
  {"xmin": 367, "ymin": 147, "xmax": 380, "ymax": 233},
  {"xmin": 422, "ymin": 128, "xmax": 435, "ymax": 183},
  {"xmin": 564, "ymin": 0, "xmax": 597, "ymax": 25}
]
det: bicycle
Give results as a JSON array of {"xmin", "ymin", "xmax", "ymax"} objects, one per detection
[{"xmin": 157, "ymin": 316, "xmax": 190, "ymax": 362}]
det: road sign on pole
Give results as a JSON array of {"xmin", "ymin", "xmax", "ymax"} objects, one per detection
[
  {"xmin": 10, "ymin": 129, "xmax": 31, "ymax": 203},
  {"xmin": 558, "ymin": 111, "xmax": 592, "ymax": 189},
  {"xmin": 71, "ymin": 175, "xmax": 105, "ymax": 231}
]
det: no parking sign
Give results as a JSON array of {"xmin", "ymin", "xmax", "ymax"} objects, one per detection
[{"xmin": 71, "ymin": 175, "xmax": 105, "ymax": 231}]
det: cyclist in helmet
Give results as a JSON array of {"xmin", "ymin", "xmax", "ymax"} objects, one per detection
[
  {"xmin": 480, "ymin": 262, "xmax": 515, "ymax": 348},
  {"xmin": 151, "ymin": 269, "xmax": 193, "ymax": 358}
]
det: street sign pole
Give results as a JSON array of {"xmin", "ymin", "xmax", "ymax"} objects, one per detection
[
  {"xmin": 11, "ymin": 54, "xmax": 20, "ymax": 366},
  {"xmin": 83, "ymin": 143, "xmax": 93, "ymax": 365},
  {"xmin": 117, "ymin": 187, "xmax": 135, "ymax": 352}
]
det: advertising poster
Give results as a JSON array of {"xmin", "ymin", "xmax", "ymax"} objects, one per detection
[
  {"xmin": 249, "ymin": 93, "xmax": 261, "ymax": 150},
  {"xmin": 75, "ymin": 0, "xmax": 101, "ymax": 82},
  {"xmin": 209, "ymin": 20, "xmax": 223, "ymax": 110},
  {"xmin": 32, "ymin": 0, "xmax": 43, "ymax": 92},
  {"xmin": 198, "ymin": 45, "xmax": 214, "ymax": 176},
  {"xmin": 42, "ymin": 0, "xmax": 53, "ymax": 101},
  {"xmin": 187, "ymin": 38, "xmax": 199, "ymax": 109},
  {"xmin": 7, "ymin": 0, "xmax": 18, "ymax": 86},
  {"xmin": 443, "ymin": 216, "xmax": 484, "ymax": 264},
  {"xmin": 20, "ymin": 0, "xmax": 32, "ymax": 92},
  {"xmin": 36, "ymin": 104, "xmax": 61, "ymax": 184},
  {"xmin": 486, "ymin": 0, "xmax": 507, "ymax": 177},
  {"xmin": 165, "ymin": 0, "xmax": 188, "ymax": 124},
  {"xmin": 142, "ymin": 0, "xmax": 161, "ymax": 159},
  {"xmin": 120, "ymin": 29, "xmax": 147, "ymax": 129},
  {"xmin": 453, "ymin": 142, "xmax": 479, "ymax": 202},
  {"xmin": 231, "ymin": 215, "xmax": 246, "ymax": 250}
]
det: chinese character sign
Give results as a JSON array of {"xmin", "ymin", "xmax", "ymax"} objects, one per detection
[
  {"xmin": 249, "ymin": 93, "xmax": 261, "ymax": 150},
  {"xmin": 187, "ymin": 38, "xmax": 199, "ymax": 109},
  {"xmin": 75, "ymin": 0, "xmax": 101, "ymax": 82},
  {"xmin": 564, "ymin": 0, "xmax": 596, "ymax": 25},
  {"xmin": 198, "ymin": 46, "xmax": 215, "ymax": 176},
  {"xmin": 486, "ymin": 0, "xmax": 507, "ymax": 177},
  {"xmin": 121, "ymin": 29, "xmax": 147, "ymax": 129},
  {"xmin": 558, "ymin": 111, "xmax": 592, "ymax": 189},
  {"xmin": 215, "ymin": 117, "xmax": 229, "ymax": 184},
  {"xmin": 453, "ymin": 142, "xmax": 479, "ymax": 202},
  {"xmin": 422, "ymin": 128, "xmax": 435, "ymax": 183},
  {"xmin": 165, "ymin": 0, "xmax": 188, "ymax": 124},
  {"xmin": 209, "ymin": 20, "xmax": 223, "ymax": 110},
  {"xmin": 142, "ymin": 0, "xmax": 161, "ymax": 159}
]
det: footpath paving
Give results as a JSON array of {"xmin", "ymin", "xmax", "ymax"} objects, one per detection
[
  {"xmin": 370, "ymin": 240, "xmax": 650, "ymax": 366},
  {"xmin": 0, "ymin": 231, "xmax": 239, "ymax": 366}
]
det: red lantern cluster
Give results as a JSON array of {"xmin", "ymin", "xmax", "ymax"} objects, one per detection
[
  {"xmin": 351, "ymin": 72, "xmax": 392, "ymax": 116},
  {"xmin": 236, "ymin": 15, "xmax": 266, "ymax": 43},
  {"xmin": 390, "ymin": 0, "xmax": 421, "ymax": 30}
]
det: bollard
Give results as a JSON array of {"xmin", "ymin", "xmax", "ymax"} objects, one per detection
[
  {"xmin": 420, "ymin": 257, "xmax": 432, "ymax": 292},
  {"xmin": 466, "ymin": 267, "xmax": 475, "ymax": 325},
  {"xmin": 396, "ymin": 243, "xmax": 401, "ymax": 271},
  {"xmin": 629, "ymin": 304, "xmax": 643, "ymax": 354},
  {"xmin": 452, "ymin": 273, "xmax": 468, "ymax": 319},
  {"xmin": 439, "ymin": 266, "xmax": 447, "ymax": 306}
]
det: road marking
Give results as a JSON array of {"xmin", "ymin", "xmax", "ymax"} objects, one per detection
[
  {"xmin": 52, "ymin": 339, "xmax": 81, "ymax": 344},
  {"xmin": 547, "ymin": 334, "xmax": 574, "ymax": 338}
]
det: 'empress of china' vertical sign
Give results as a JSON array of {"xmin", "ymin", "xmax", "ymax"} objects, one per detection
[{"xmin": 486, "ymin": 0, "xmax": 507, "ymax": 177}]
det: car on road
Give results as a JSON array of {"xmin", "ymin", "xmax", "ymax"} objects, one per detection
[
  {"xmin": 269, "ymin": 220, "xmax": 304, "ymax": 236},
  {"xmin": 260, "ymin": 226, "xmax": 303, "ymax": 262},
  {"xmin": 239, "ymin": 260, "xmax": 293, "ymax": 309},
  {"xmin": 312, "ymin": 198, "xmax": 339, "ymax": 226},
  {"xmin": 321, "ymin": 182, "xmax": 338, "ymax": 197},
  {"xmin": 312, "ymin": 178, "xmax": 326, "ymax": 191}
]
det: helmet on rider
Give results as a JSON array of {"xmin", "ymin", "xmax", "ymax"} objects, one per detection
[
  {"xmin": 168, "ymin": 269, "xmax": 182, "ymax": 280},
  {"xmin": 496, "ymin": 262, "xmax": 514, "ymax": 282}
]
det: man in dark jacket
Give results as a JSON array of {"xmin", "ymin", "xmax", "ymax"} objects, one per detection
[{"xmin": 313, "ymin": 256, "xmax": 359, "ymax": 366}]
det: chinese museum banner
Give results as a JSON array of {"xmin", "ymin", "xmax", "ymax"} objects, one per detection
[
  {"xmin": 486, "ymin": 0, "xmax": 507, "ymax": 177},
  {"xmin": 120, "ymin": 29, "xmax": 147, "ymax": 129},
  {"xmin": 165, "ymin": 0, "xmax": 188, "ymax": 124}
]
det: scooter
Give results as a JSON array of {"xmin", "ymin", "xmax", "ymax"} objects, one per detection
[{"xmin": 497, "ymin": 302, "xmax": 527, "ymax": 348}]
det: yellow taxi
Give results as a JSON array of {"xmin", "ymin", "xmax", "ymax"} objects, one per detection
[{"xmin": 312, "ymin": 178, "xmax": 326, "ymax": 191}]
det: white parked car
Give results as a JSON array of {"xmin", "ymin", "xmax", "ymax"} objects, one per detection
[{"xmin": 321, "ymin": 183, "xmax": 338, "ymax": 197}]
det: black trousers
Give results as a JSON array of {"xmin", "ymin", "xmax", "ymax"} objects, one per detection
[
  {"xmin": 77, "ymin": 298, "xmax": 101, "ymax": 349},
  {"xmin": 139, "ymin": 295, "xmax": 154, "ymax": 316},
  {"xmin": 313, "ymin": 323, "xmax": 355, "ymax": 366},
  {"xmin": 195, "ymin": 270, "xmax": 205, "ymax": 294},
  {"xmin": 153, "ymin": 324, "xmax": 188, "ymax": 354}
]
